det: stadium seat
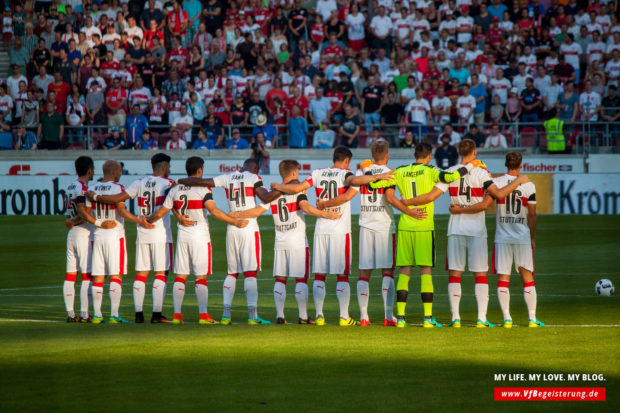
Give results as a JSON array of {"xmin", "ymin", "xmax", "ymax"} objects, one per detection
[{"xmin": 520, "ymin": 127, "xmax": 539, "ymax": 148}]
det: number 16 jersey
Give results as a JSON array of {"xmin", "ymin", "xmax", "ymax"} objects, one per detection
[
  {"xmin": 125, "ymin": 175, "xmax": 174, "ymax": 244},
  {"xmin": 493, "ymin": 174, "xmax": 536, "ymax": 245}
]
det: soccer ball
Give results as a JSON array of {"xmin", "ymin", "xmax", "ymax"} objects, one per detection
[{"xmin": 595, "ymin": 279, "xmax": 614, "ymax": 296}]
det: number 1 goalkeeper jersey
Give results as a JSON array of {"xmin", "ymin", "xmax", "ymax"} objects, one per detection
[{"xmin": 371, "ymin": 163, "xmax": 470, "ymax": 232}]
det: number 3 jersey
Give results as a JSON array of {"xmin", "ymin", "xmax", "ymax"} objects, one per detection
[
  {"xmin": 86, "ymin": 181, "xmax": 126, "ymax": 240},
  {"xmin": 357, "ymin": 164, "xmax": 394, "ymax": 233},
  {"xmin": 304, "ymin": 167, "xmax": 356, "ymax": 235},
  {"xmin": 436, "ymin": 165, "xmax": 495, "ymax": 238},
  {"xmin": 125, "ymin": 175, "xmax": 174, "ymax": 244},
  {"xmin": 493, "ymin": 174, "xmax": 536, "ymax": 245},
  {"xmin": 163, "ymin": 184, "xmax": 213, "ymax": 238},
  {"xmin": 267, "ymin": 192, "xmax": 309, "ymax": 250},
  {"xmin": 213, "ymin": 171, "xmax": 263, "ymax": 233},
  {"xmin": 65, "ymin": 179, "xmax": 94, "ymax": 235}
]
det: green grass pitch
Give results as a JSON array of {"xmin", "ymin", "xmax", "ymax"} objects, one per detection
[{"xmin": 0, "ymin": 215, "xmax": 618, "ymax": 412}]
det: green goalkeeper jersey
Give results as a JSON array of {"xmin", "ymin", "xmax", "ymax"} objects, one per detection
[{"xmin": 371, "ymin": 163, "xmax": 470, "ymax": 231}]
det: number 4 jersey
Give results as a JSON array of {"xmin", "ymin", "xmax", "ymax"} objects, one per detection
[
  {"xmin": 304, "ymin": 168, "xmax": 356, "ymax": 235},
  {"xmin": 493, "ymin": 174, "xmax": 536, "ymax": 244},
  {"xmin": 125, "ymin": 175, "xmax": 174, "ymax": 244},
  {"xmin": 213, "ymin": 171, "xmax": 263, "ymax": 232}
]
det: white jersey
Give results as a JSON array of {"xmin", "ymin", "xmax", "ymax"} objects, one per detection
[
  {"xmin": 213, "ymin": 171, "xmax": 263, "ymax": 232},
  {"xmin": 267, "ymin": 192, "xmax": 309, "ymax": 249},
  {"xmin": 305, "ymin": 168, "xmax": 356, "ymax": 235},
  {"xmin": 86, "ymin": 181, "xmax": 126, "ymax": 240},
  {"xmin": 436, "ymin": 165, "xmax": 494, "ymax": 238},
  {"xmin": 493, "ymin": 174, "xmax": 536, "ymax": 245},
  {"xmin": 163, "ymin": 184, "xmax": 213, "ymax": 238},
  {"xmin": 357, "ymin": 164, "xmax": 394, "ymax": 233},
  {"xmin": 125, "ymin": 175, "xmax": 174, "ymax": 243},
  {"xmin": 65, "ymin": 179, "xmax": 94, "ymax": 236}
]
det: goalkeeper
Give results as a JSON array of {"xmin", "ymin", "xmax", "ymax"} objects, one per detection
[{"xmin": 370, "ymin": 142, "xmax": 473, "ymax": 328}]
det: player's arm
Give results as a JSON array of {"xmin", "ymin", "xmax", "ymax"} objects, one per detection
[
  {"xmin": 528, "ymin": 201, "xmax": 537, "ymax": 251},
  {"xmin": 316, "ymin": 186, "xmax": 358, "ymax": 209},
  {"xmin": 147, "ymin": 205, "xmax": 171, "ymax": 223},
  {"xmin": 176, "ymin": 177, "xmax": 216, "ymax": 187},
  {"xmin": 255, "ymin": 186, "xmax": 282, "ymax": 203},
  {"xmin": 486, "ymin": 175, "xmax": 530, "ymax": 200},
  {"xmin": 86, "ymin": 190, "xmax": 131, "ymax": 204},
  {"xmin": 449, "ymin": 194, "xmax": 494, "ymax": 214},
  {"xmin": 228, "ymin": 204, "xmax": 270, "ymax": 218},
  {"xmin": 271, "ymin": 180, "xmax": 312, "ymax": 194},
  {"xmin": 77, "ymin": 203, "xmax": 117, "ymax": 229},
  {"xmin": 344, "ymin": 171, "xmax": 394, "ymax": 187},
  {"xmin": 402, "ymin": 186, "xmax": 445, "ymax": 206},
  {"xmin": 431, "ymin": 163, "xmax": 472, "ymax": 183},
  {"xmin": 204, "ymin": 199, "xmax": 248, "ymax": 228},
  {"xmin": 299, "ymin": 199, "xmax": 341, "ymax": 220},
  {"xmin": 117, "ymin": 202, "xmax": 154, "ymax": 228},
  {"xmin": 385, "ymin": 187, "xmax": 427, "ymax": 220},
  {"xmin": 170, "ymin": 208, "xmax": 194, "ymax": 227}
]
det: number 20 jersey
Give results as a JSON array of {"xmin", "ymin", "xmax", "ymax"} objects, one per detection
[
  {"xmin": 213, "ymin": 171, "xmax": 263, "ymax": 233},
  {"xmin": 493, "ymin": 174, "xmax": 536, "ymax": 245},
  {"xmin": 125, "ymin": 175, "xmax": 174, "ymax": 244},
  {"xmin": 304, "ymin": 168, "xmax": 355, "ymax": 235}
]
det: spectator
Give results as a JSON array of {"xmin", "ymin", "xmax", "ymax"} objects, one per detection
[
  {"xmin": 463, "ymin": 124, "xmax": 486, "ymax": 148},
  {"xmin": 435, "ymin": 134, "xmax": 458, "ymax": 169},
  {"xmin": 21, "ymin": 90, "xmax": 39, "ymax": 132},
  {"xmin": 313, "ymin": 122, "xmax": 335, "ymax": 149},
  {"xmin": 339, "ymin": 104, "xmax": 360, "ymax": 148},
  {"xmin": 203, "ymin": 113, "xmax": 224, "ymax": 148},
  {"xmin": 193, "ymin": 129, "xmax": 215, "ymax": 150},
  {"xmin": 361, "ymin": 74, "xmax": 384, "ymax": 131},
  {"xmin": 103, "ymin": 127, "xmax": 127, "ymax": 150},
  {"xmin": 135, "ymin": 129, "xmax": 159, "ymax": 150},
  {"xmin": 520, "ymin": 78, "xmax": 542, "ymax": 124},
  {"xmin": 469, "ymin": 74, "xmax": 487, "ymax": 126},
  {"xmin": 579, "ymin": 80, "xmax": 601, "ymax": 122},
  {"xmin": 105, "ymin": 77, "xmax": 127, "ymax": 127},
  {"xmin": 288, "ymin": 105, "xmax": 309, "ymax": 148},
  {"xmin": 65, "ymin": 92, "xmax": 86, "ymax": 145},
  {"xmin": 13, "ymin": 124, "xmax": 38, "ymax": 150},
  {"xmin": 489, "ymin": 94, "xmax": 504, "ymax": 125},
  {"xmin": 0, "ymin": 84, "xmax": 13, "ymax": 125},
  {"xmin": 542, "ymin": 74, "xmax": 564, "ymax": 118},
  {"xmin": 484, "ymin": 124, "xmax": 508, "ymax": 149},
  {"xmin": 370, "ymin": 6, "xmax": 392, "ymax": 52},
  {"xmin": 252, "ymin": 114, "xmax": 278, "ymax": 148},
  {"xmin": 173, "ymin": 105, "xmax": 194, "ymax": 143},
  {"xmin": 165, "ymin": 129, "xmax": 188, "ymax": 150},
  {"xmin": 309, "ymin": 87, "xmax": 332, "ymax": 128},
  {"xmin": 124, "ymin": 104, "xmax": 149, "ymax": 147},
  {"xmin": 226, "ymin": 128, "xmax": 249, "ymax": 149},
  {"xmin": 505, "ymin": 88, "xmax": 522, "ymax": 125},
  {"xmin": 38, "ymin": 102, "xmax": 64, "ymax": 149},
  {"xmin": 48, "ymin": 70, "xmax": 71, "ymax": 114},
  {"xmin": 456, "ymin": 83, "xmax": 476, "ymax": 126},
  {"xmin": 250, "ymin": 132, "xmax": 270, "ymax": 175},
  {"xmin": 381, "ymin": 91, "xmax": 403, "ymax": 146},
  {"xmin": 400, "ymin": 130, "xmax": 415, "ymax": 148},
  {"xmin": 439, "ymin": 123, "xmax": 462, "ymax": 146},
  {"xmin": 404, "ymin": 87, "xmax": 431, "ymax": 139}
]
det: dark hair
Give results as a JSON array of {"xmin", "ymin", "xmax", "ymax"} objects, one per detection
[
  {"xmin": 151, "ymin": 153, "xmax": 171, "ymax": 169},
  {"xmin": 458, "ymin": 139, "xmax": 476, "ymax": 157},
  {"xmin": 185, "ymin": 156, "xmax": 204, "ymax": 175},
  {"xmin": 243, "ymin": 158, "xmax": 259, "ymax": 173},
  {"xmin": 333, "ymin": 146, "xmax": 353, "ymax": 163},
  {"xmin": 414, "ymin": 142, "xmax": 433, "ymax": 159},
  {"xmin": 279, "ymin": 160, "xmax": 300, "ymax": 178},
  {"xmin": 75, "ymin": 156, "xmax": 94, "ymax": 176},
  {"xmin": 505, "ymin": 151, "xmax": 523, "ymax": 170},
  {"xmin": 371, "ymin": 141, "xmax": 389, "ymax": 160}
]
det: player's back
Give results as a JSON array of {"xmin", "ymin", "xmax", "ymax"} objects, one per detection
[
  {"xmin": 213, "ymin": 170, "xmax": 261, "ymax": 232},
  {"xmin": 439, "ymin": 164, "xmax": 493, "ymax": 237},
  {"xmin": 164, "ymin": 184, "xmax": 212, "ymax": 237},
  {"xmin": 392, "ymin": 163, "xmax": 441, "ymax": 232},
  {"xmin": 358, "ymin": 164, "xmax": 394, "ymax": 233},
  {"xmin": 269, "ymin": 192, "xmax": 308, "ymax": 248},
  {"xmin": 493, "ymin": 174, "xmax": 536, "ymax": 244},
  {"xmin": 126, "ymin": 175, "xmax": 174, "ymax": 243},
  {"xmin": 88, "ymin": 181, "xmax": 126, "ymax": 239},
  {"xmin": 66, "ymin": 179, "xmax": 93, "ymax": 234},
  {"xmin": 306, "ymin": 167, "xmax": 353, "ymax": 235}
]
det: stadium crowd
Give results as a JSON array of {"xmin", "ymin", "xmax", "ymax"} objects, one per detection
[{"xmin": 3, "ymin": 0, "xmax": 620, "ymax": 152}]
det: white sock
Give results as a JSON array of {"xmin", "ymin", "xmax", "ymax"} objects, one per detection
[
  {"xmin": 336, "ymin": 278, "xmax": 350, "ymax": 320},
  {"xmin": 357, "ymin": 278, "xmax": 370, "ymax": 320},
  {"xmin": 152, "ymin": 275, "xmax": 167, "ymax": 312},
  {"xmin": 475, "ymin": 276, "xmax": 489, "ymax": 322},
  {"xmin": 448, "ymin": 278, "xmax": 462, "ymax": 321},
  {"xmin": 133, "ymin": 276, "xmax": 147, "ymax": 312},
  {"xmin": 92, "ymin": 282, "xmax": 104, "ymax": 317},
  {"xmin": 63, "ymin": 276, "xmax": 75, "ymax": 317},
  {"xmin": 382, "ymin": 275, "xmax": 395, "ymax": 320},
  {"xmin": 195, "ymin": 279, "xmax": 208, "ymax": 314},
  {"xmin": 273, "ymin": 280, "xmax": 286, "ymax": 319},
  {"xmin": 80, "ymin": 276, "xmax": 90, "ymax": 318},
  {"xmin": 173, "ymin": 278, "xmax": 186, "ymax": 314},
  {"xmin": 109, "ymin": 278, "xmax": 122, "ymax": 318},
  {"xmin": 222, "ymin": 275, "xmax": 237, "ymax": 318},
  {"xmin": 313, "ymin": 278, "xmax": 326, "ymax": 318},
  {"xmin": 497, "ymin": 281, "xmax": 511, "ymax": 320},
  {"xmin": 523, "ymin": 283, "xmax": 537, "ymax": 320},
  {"xmin": 244, "ymin": 276, "xmax": 258, "ymax": 319},
  {"xmin": 295, "ymin": 281, "xmax": 308, "ymax": 320}
]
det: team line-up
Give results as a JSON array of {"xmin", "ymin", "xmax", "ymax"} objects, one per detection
[{"xmin": 63, "ymin": 140, "xmax": 543, "ymax": 328}]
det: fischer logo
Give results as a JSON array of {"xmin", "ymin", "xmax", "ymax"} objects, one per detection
[
  {"xmin": 521, "ymin": 162, "xmax": 573, "ymax": 172},
  {"xmin": 219, "ymin": 164, "xmax": 243, "ymax": 173}
]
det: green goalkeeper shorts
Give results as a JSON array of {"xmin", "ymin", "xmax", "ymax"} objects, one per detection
[{"xmin": 396, "ymin": 230, "xmax": 436, "ymax": 268}]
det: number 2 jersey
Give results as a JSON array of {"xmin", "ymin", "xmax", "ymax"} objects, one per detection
[
  {"xmin": 213, "ymin": 171, "xmax": 263, "ymax": 233},
  {"xmin": 304, "ymin": 167, "xmax": 356, "ymax": 235},
  {"xmin": 436, "ymin": 164, "xmax": 494, "ymax": 238},
  {"xmin": 65, "ymin": 179, "xmax": 94, "ymax": 236},
  {"xmin": 267, "ymin": 192, "xmax": 309, "ymax": 250},
  {"xmin": 163, "ymin": 184, "xmax": 213, "ymax": 239},
  {"xmin": 125, "ymin": 175, "xmax": 174, "ymax": 244},
  {"xmin": 493, "ymin": 174, "xmax": 536, "ymax": 245},
  {"xmin": 356, "ymin": 164, "xmax": 394, "ymax": 233},
  {"xmin": 86, "ymin": 181, "xmax": 126, "ymax": 240}
]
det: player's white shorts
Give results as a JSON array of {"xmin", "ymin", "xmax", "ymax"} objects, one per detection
[
  {"xmin": 446, "ymin": 235, "xmax": 488, "ymax": 272},
  {"xmin": 359, "ymin": 228, "xmax": 395, "ymax": 270},
  {"xmin": 492, "ymin": 243, "xmax": 534, "ymax": 275},
  {"xmin": 66, "ymin": 229, "xmax": 92, "ymax": 273},
  {"xmin": 313, "ymin": 232, "xmax": 351, "ymax": 275},
  {"xmin": 135, "ymin": 242, "xmax": 173, "ymax": 272},
  {"xmin": 91, "ymin": 237, "xmax": 128, "ymax": 276},
  {"xmin": 274, "ymin": 246, "xmax": 309, "ymax": 278},
  {"xmin": 174, "ymin": 237, "xmax": 212, "ymax": 276},
  {"xmin": 225, "ymin": 229, "xmax": 261, "ymax": 274}
]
